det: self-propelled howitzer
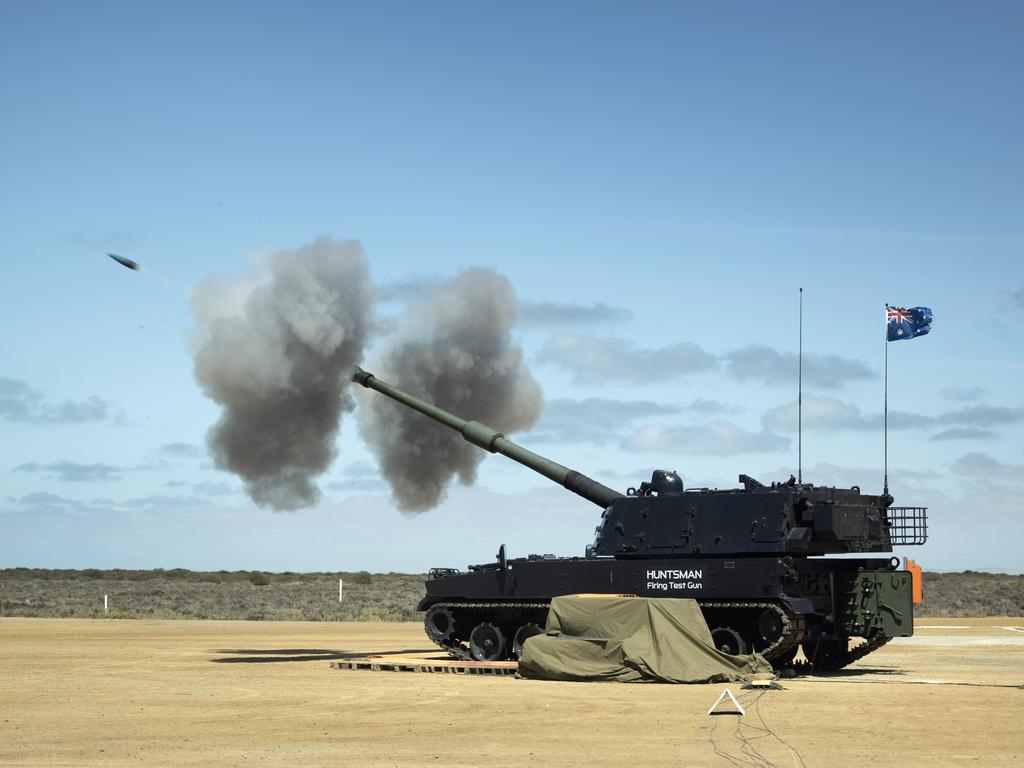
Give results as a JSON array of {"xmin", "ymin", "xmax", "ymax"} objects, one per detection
[{"xmin": 351, "ymin": 367, "xmax": 928, "ymax": 670}]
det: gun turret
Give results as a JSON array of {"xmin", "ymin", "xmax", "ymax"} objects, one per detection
[{"xmin": 351, "ymin": 366, "xmax": 622, "ymax": 508}]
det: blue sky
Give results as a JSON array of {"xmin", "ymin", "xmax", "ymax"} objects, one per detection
[{"xmin": 2, "ymin": 2, "xmax": 1022, "ymax": 572}]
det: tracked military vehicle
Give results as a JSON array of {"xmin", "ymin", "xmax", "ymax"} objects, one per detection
[{"xmin": 352, "ymin": 367, "xmax": 927, "ymax": 671}]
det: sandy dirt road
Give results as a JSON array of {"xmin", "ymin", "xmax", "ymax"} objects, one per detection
[{"xmin": 1, "ymin": 617, "xmax": 1022, "ymax": 768}]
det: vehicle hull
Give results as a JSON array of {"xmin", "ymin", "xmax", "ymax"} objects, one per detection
[{"xmin": 418, "ymin": 555, "xmax": 915, "ymax": 669}]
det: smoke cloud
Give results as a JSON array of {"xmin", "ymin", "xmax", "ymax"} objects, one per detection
[
  {"xmin": 191, "ymin": 237, "xmax": 373, "ymax": 510},
  {"xmin": 358, "ymin": 268, "xmax": 543, "ymax": 512}
]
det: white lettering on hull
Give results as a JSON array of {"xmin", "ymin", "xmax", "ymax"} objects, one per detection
[
  {"xmin": 644, "ymin": 569, "xmax": 704, "ymax": 592},
  {"xmin": 646, "ymin": 569, "xmax": 702, "ymax": 580}
]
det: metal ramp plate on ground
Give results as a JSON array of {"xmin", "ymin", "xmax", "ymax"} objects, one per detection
[{"xmin": 331, "ymin": 655, "xmax": 518, "ymax": 676}]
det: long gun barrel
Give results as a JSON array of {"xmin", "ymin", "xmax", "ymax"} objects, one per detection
[{"xmin": 351, "ymin": 367, "xmax": 623, "ymax": 509}]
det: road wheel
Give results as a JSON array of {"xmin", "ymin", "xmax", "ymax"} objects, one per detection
[
  {"xmin": 710, "ymin": 626, "xmax": 748, "ymax": 656},
  {"xmin": 512, "ymin": 623, "xmax": 543, "ymax": 658},
  {"xmin": 469, "ymin": 623, "xmax": 506, "ymax": 662},
  {"xmin": 424, "ymin": 606, "xmax": 456, "ymax": 644},
  {"xmin": 757, "ymin": 608, "xmax": 784, "ymax": 645}
]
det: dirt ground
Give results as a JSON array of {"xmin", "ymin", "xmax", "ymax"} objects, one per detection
[{"xmin": 1, "ymin": 617, "xmax": 1022, "ymax": 768}]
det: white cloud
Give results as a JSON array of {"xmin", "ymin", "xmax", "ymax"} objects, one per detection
[
  {"xmin": 519, "ymin": 301, "xmax": 633, "ymax": 328},
  {"xmin": 950, "ymin": 452, "xmax": 1024, "ymax": 482},
  {"xmin": 723, "ymin": 344, "xmax": 872, "ymax": 389},
  {"xmin": 538, "ymin": 333, "xmax": 717, "ymax": 384},
  {"xmin": 762, "ymin": 396, "xmax": 909, "ymax": 432},
  {"xmin": 526, "ymin": 397, "xmax": 678, "ymax": 443},
  {"xmin": 13, "ymin": 461, "xmax": 123, "ymax": 482},
  {"xmin": 623, "ymin": 420, "xmax": 790, "ymax": 456},
  {"xmin": 0, "ymin": 377, "xmax": 110, "ymax": 424}
]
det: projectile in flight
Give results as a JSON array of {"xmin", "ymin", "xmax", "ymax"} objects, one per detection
[{"xmin": 106, "ymin": 252, "xmax": 141, "ymax": 271}]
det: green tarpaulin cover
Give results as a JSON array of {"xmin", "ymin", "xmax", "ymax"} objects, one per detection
[{"xmin": 517, "ymin": 595, "xmax": 773, "ymax": 684}]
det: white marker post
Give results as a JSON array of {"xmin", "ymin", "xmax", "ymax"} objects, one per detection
[
  {"xmin": 339, "ymin": 579, "xmax": 343, "ymax": 603},
  {"xmin": 104, "ymin": 594, "xmax": 108, "ymax": 613}
]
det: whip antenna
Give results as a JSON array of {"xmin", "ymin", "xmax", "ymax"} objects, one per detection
[
  {"xmin": 884, "ymin": 303, "xmax": 889, "ymax": 496},
  {"xmin": 798, "ymin": 287, "xmax": 803, "ymax": 484}
]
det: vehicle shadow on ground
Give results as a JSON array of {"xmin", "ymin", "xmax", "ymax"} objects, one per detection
[
  {"xmin": 789, "ymin": 665, "xmax": 905, "ymax": 678},
  {"xmin": 209, "ymin": 648, "xmax": 439, "ymax": 664}
]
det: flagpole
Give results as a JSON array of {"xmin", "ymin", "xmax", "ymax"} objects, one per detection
[
  {"xmin": 798, "ymin": 287, "xmax": 803, "ymax": 485},
  {"xmin": 883, "ymin": 305, "xmax": 889, "ymax": 496}
]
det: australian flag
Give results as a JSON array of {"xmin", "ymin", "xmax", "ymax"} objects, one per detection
[{"xmin": 887, "ymin": 305, "xmax": 933, "ymax": 342}]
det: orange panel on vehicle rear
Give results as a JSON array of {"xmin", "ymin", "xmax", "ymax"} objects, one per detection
[{"xmin": 904, "ymin": 558, "xmax": 924, "ymax": 605}]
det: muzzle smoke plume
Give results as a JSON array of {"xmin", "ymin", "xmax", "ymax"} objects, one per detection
[
  {"xmin": 191, "ymin": 237, "xmax": 373, "ymax": 510},
  {"xmin": 358, "ymin": 268, "xmax": 543, "ymax": 512}
]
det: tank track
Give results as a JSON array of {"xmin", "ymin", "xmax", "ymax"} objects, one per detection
[
  {"xmin": 427, "ymin": 599, "xmax": 805, "ymax": 662},
  {"xmin": 790, "ymin": 632, "xmax": 892, "ymax": 674},
  {"xmin": 431, "ymin": 602, "xmax": 550, "ymax": 661},
  {"xmin": 700, "ymin": 600, "xmax": 805, "ymax": 659}
]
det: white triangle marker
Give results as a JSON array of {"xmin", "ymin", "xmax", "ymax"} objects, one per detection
[{"xmin": 707, "ymin": 688, "xmax": 745, "ymax": 716}]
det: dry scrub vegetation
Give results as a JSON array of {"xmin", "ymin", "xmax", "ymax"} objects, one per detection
[
  {"xmin": 1, "ymin": 568, "xmax": 1020, "ymax": 620},
  {"xmin": 0, "ymin": 569, "xmax": 425, "ymax": 621},
  {"xmin": 913, "ymin": 570, "xmax": 1024, "ymax": 617}
]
